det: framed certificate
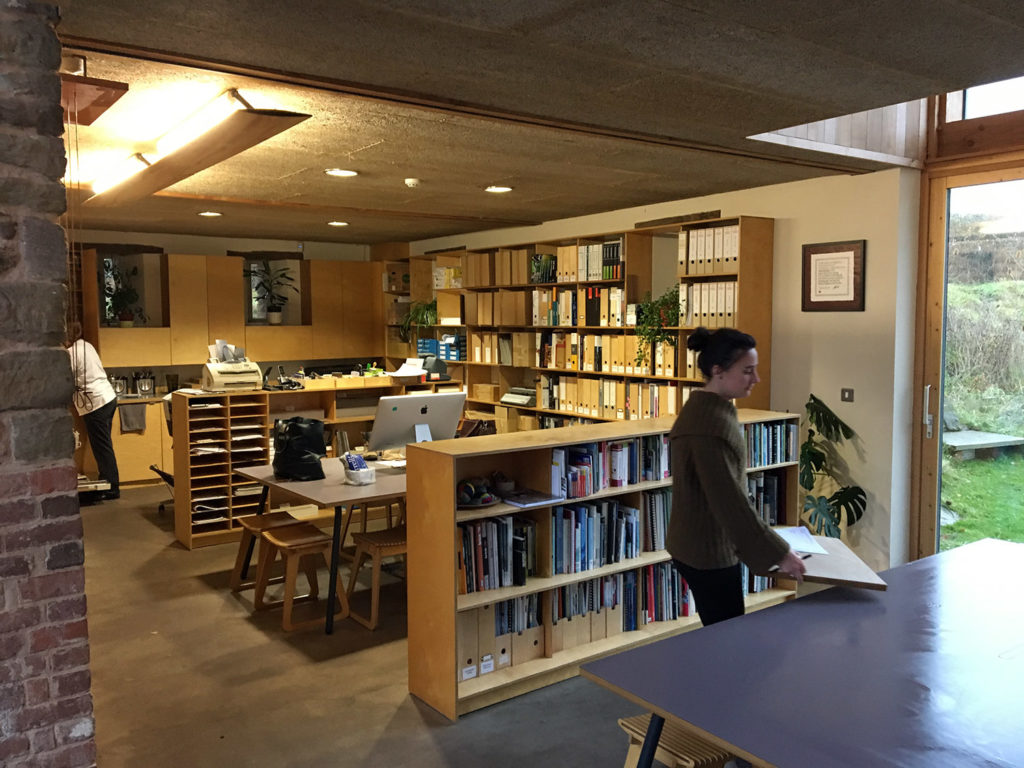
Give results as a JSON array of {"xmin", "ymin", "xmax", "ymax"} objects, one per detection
[{"xmin": 802, "ymin": 240, "xmax": 865, "ymax": 312}]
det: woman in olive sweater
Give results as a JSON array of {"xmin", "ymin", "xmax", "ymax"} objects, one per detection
[{"xmin": 667, "ymin": 327, "xmax": 805, "ymax": 626}]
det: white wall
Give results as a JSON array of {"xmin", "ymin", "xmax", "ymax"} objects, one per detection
[
  {"xmin": 77, "ymin": 230, "xmax": 370, "ymax": 261},
  {"xmin": 413, "ymin": 168, "xmax": 920, "ymax": 569}
]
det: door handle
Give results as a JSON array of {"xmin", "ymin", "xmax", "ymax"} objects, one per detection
[{"xmin": 923, "ymin": 384, "xmax": 934, "ymax": 439}]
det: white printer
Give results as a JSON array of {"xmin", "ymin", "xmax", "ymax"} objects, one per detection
[{"xmin": 201, "ymin": 360, "xmax": 263, "ymax": 391}]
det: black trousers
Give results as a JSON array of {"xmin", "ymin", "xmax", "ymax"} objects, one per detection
[
  {"xmin": 83, "ymin": 399, "xmax": 119, "ymax": 495},
  {"xmin": 672, "ymin": 560, "xmax": 745, "ymax": 626}
]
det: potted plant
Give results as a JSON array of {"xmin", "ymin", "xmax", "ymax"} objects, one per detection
[
  {"xmin": 105, "ymin": 263, "xmax": 146, "ymax": 327},
  {"xmin": 799, "ymin": 394, "xmax": 867, "ymax": 537},
  {"xmin": 243, "ymin": 259, "xmax": 298, "ymax": 325},
  {"xmin": 634, "ymin": 284, "xmax": 680, "ymax": 367},
  {"xmin": 399, "ymin": 298, "xmax": 437, "ymax": 343}
]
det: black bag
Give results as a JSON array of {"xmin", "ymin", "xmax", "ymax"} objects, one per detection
[{"xmin": 272, "ymin": 417, "xmax": 327, "ymax": 481}]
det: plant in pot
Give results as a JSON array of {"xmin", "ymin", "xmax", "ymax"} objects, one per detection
[
  {"xmin": 799, "ymin": 394, "xmax": 867, "ymax": 538},
  {"xmin": 399, "ymin": 298, "xmax": 437, "ymax": 343},
  {"xmin": 244, "ymin": 259, "xmax": 298, "ymax": 325},
  {"xmin": 106, "ymin": 264, "xmax": 146, "ymax": 327},
  {"xmin": 634, "ymin": 284, "xmax": 680, "ymax": 367}
]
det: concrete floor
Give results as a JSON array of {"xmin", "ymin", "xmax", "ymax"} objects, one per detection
[{"xmin": 81, "ymin": 486, "xmax": 644, "ymax": 767}]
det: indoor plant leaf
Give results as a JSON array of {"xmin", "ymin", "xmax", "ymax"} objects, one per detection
[
  {"xmin": 804, "ymin": 495, "xmax": 841, "ymax": 537},
  {"xmin": 830, "ymin": 485, "xmax": 867, "ymax": 526}
]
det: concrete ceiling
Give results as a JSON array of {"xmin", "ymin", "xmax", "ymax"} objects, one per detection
[{"xmin": 57, "ymin": 0, "xmax": 1024, "ymax": 245}]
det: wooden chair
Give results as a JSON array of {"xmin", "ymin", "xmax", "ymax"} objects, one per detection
[
  {"xmin": 346, "ymin": 524, "xmax": 407, "ymax": 630},
  {"xmin": 253, "ymin": 522, "xmax": 349, "ymax": 632},
  {"xmin": 618, "ymin": 713, "xmax": 732, "ymax": 768},
  {"xmin": 229, "ymin": 510, "xmax": 306, "ymax": 592}
]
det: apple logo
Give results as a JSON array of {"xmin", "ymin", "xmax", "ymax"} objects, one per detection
[{"xmin": 420, "ymin": 405, "xmax": 429, "ymax": 414}]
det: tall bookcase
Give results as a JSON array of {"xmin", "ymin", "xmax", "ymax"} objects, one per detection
[
  {"xmin": 384, "ymin": 251, "xmax": 468, "ymax": 387},
  {"xmin": 675, "ymin": 216, "xmax": 774, "ymax": 393},
  {"xmin": 446, "ymin": 216, "xmax": 774, "ymax": 433},
  {"xmin": 406, "ymin": 409, "xmax": 799, "ymax": 719}
]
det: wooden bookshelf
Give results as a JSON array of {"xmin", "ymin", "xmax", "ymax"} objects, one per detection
[
  {"xmin": 406, "ymin": 409, "xmax": 800, "ymax": 719},
  {"xmin": 450, "ymin": 217, "xmax": 774, "ymax": 434}
]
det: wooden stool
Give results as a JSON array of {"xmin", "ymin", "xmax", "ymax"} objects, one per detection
[
  {"xmin": 338, "ymin": 497, "xmax": 406, "ymax": 562},
  {"xmin": 346, "ymin": 524, "xmax": 407, "ymax": 630},
  {"xmin": 618, "ymin": 713, "xmax": 732, "ymax": 768},
  {"xmin": 254, "ymin": 522, "xmax": 349, "ymax": 632},
  {"xmin": 229, "ymin": 511, "xmax": 305, "ymax": 592}
]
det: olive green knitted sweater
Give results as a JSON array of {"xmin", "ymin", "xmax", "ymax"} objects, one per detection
[{"xmin": 666, "ymin": 390, "xmax": 789, "ymax": 573}]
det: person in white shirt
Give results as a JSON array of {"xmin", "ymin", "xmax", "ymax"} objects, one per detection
[{"xmin": 68, "ymin": 326, "xmax": 120, "ymax": 500}]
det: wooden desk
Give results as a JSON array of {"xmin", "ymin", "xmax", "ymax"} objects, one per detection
[
  {"xmin": 583, "ymin": 539, "xmax": 1024, "ymax": 768},
  {"xmin": 234, "ymin": 461, "xmax": 407, "ymax": 633}
]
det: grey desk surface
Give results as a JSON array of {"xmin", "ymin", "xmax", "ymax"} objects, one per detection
[
  {"xmin": 234, "ymin": 461, "xmax": 406, "ymax": 507},
  {"xmin": 583, "ymin": 539, "xmax": 1024, "ymax": 768}
]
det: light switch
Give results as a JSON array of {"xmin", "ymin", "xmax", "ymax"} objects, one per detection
[{"xmin": 841, "ymin": 388, "xmax": 854, "ymax": 402}]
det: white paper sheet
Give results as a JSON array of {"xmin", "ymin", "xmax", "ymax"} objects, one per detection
[{"xmin": 773, "ymin": 526, "xmax": 829, "ymax": 555}]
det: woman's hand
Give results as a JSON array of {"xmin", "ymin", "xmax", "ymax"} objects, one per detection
[{"xmin": 775, "ymin": 550, "xmax": 807, "ymax": 582}]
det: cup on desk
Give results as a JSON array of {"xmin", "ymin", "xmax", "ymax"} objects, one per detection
[{"xmin": 344, "ymin": 466, "xmax": 376, "ymax": 485}]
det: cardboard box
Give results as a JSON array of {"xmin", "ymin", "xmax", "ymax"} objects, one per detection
[
  {"xmin": 518, "ymin": 414, "xmax": 540, "ymax": 431},
  {"xmin": 472, "ymin": 384, "xmax": 500, "ymax": 402},
  {"xmin": 494, "ymin": 405, "xmax": 519, "ymax": 434}
]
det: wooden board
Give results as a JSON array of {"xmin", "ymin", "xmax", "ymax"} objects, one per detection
[{"xmin": 784, "ymin": 532, "xmax": 887, "ymax": 591}]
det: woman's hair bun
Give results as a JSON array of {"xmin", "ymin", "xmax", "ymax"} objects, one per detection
[{"xmin": 687, "ymin": 326, "xmax": 711, "ymax": 351}]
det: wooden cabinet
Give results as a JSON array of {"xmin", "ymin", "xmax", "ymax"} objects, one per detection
[
  {"xmin": 311, "ymin": 260, "xmax": 386, "ymax": 359},
  {"xmin": 168, "ymin": 253, "xmax": 210, "ymax": 364},
  {"xmin": 75, "ymin": 399, "xmax": 171, "ymax": 484},
  {"xmin": 406, "ymin": 410, "xmax": 799, "ymax": 719},
  {"xmin": 97, "ymin": 327, "xmax": 172, "ymax": 367},
  {"xmin": 206, "ymin": 255, "xmax": 245, "ymax": 345},
  {"xmin": 243, "ymin": 325, "xmax": 314, "ymax": 362},
  {"xmin": 172, "ymin": 390, "xmax": 270, "ymax": 549},
  {"xmin": 97, "ymin": 255, "xmax": 387, "ymax": 366}
]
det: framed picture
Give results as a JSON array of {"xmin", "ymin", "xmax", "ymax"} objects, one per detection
[{"xmin": 801, "ymin": 240, "xmax": 866, "ymax": 312}]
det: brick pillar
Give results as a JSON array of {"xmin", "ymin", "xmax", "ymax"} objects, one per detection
[{"xmin": 0, "ymin": 1, "xmax": 97, "ymax": 766}]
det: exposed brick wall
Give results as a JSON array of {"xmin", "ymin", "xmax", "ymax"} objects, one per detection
[{"xmin": 0, "ymin": 1, "xmax": 97, "ymax": 766}]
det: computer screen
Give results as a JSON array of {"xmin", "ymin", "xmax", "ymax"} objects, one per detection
[{"xmin": 367, "ymin": 391, "xmax": 467, "ymax": 451}]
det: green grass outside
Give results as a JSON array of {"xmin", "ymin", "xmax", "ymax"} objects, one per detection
[{"xmin": 940, "ymin": 453, "xmax": 1024, "ymax": 551}]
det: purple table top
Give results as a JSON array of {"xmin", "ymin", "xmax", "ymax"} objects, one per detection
[{"xmin": 583, "ymin": 539, "xmax": 1024, "ymax": 768}]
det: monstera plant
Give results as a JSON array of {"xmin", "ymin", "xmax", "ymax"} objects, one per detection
[{"xmin": 799, "ymin": 394, "xmax": 867, "ymax": 538}]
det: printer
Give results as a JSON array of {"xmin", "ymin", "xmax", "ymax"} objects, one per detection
[{"xmin": 201, "ymin": 360, "xmax": 263, "ymax": 391}]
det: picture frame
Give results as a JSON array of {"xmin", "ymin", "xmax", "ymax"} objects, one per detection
[{"xmin": 801, "ymin": 240, "xmax": 866, "ymax": 312}]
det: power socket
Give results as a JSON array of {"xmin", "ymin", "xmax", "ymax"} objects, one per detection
[{"xmin": 841, "ymin": 388, "xmax": 854, "ymax": 402}]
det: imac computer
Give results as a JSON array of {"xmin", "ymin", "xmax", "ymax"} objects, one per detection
[{"xmin": 367, "ymin": 391, "xmax": 467, "ymax": 452}]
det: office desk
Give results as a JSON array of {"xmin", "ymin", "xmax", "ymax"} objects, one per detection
[
  {"xmin": 583, "ymin": 539, "xmax": 1024, "ymax": 768},
  {"xmin": 234, "ymin": 461, "xmax": 407, "ymax": 633}
]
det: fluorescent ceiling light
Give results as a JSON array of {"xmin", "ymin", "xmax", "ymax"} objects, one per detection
[
  {"xmin": 91, "ymin": 153, "xmax": 151, "ymax": 194},
  {"xmin": 198, "ymin": 211, "xmax": 222, "ymax": 217},
  {"xmin": 324, "ymin": 168, "xmax": 358, "ymax": 177},
  {"xmin": 327, "ymin": 221, "xmax": 349, "ymax": 227},
  {"xmin": 485, "ymin": 185, "xmax": 513, "ymax": 193},
  {"xmin": 84, "ymin": 89, "xmax": 310, "ymax": 207}
]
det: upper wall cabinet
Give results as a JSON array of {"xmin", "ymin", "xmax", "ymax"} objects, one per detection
[
  {"xmin": 168, "ymin": 254, "xmax": 210, "ymax": 365},
  {"xmin": 206, "ymin": 255, "xmax": 245, "ymax": 347},
  {"xmin": 311, "ymin": 260, "xmax": 384, "ymax": 359}
]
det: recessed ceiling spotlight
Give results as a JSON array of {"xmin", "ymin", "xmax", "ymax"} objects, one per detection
[
  {"xmin": 485, "ymin": 185, "xmax": 513, "ymax": 193},
  {"xmin": 325, "ymin": 168, "xmax": 358, "ymax": 177},
  {"xmin": 327, "ymin": 221, "xmax": 349, "ymax": 227},
  {"xmin": 198, "ymin": 211, "xmax": 222, "ymax": 217}
]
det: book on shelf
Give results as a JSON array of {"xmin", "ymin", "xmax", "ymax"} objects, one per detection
[{"xmin": 501, "ymin": 487, "xmax": 565, "ymax": 508}]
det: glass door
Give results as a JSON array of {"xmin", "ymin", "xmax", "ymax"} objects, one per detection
[{"xmin": 915, "ymin": 170, "xmax": 1024, "ymax": 556}]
